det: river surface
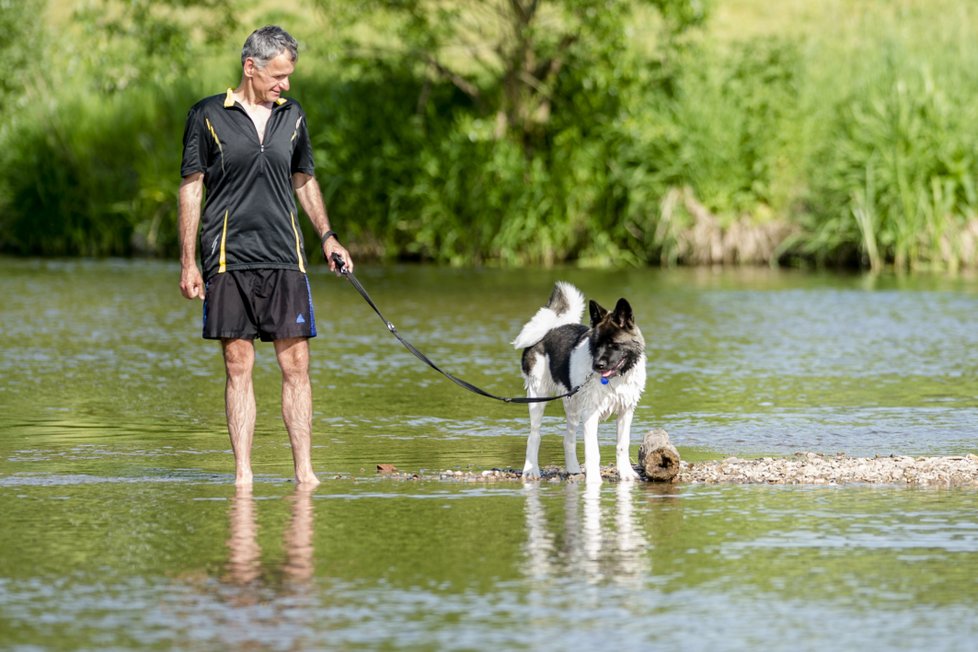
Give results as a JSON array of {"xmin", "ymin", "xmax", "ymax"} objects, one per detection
[{"xmin": 1, "ymin": 257, "xmax": 977, "ymax": 650}]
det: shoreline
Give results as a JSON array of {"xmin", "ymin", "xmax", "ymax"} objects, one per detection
[{"xmin": 382, "ymin": 452, "xmax": 978, "ymax": 487}]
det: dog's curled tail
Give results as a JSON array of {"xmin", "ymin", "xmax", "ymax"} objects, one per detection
[{"xmin": 512, "ymin": 281, "xmax": 585, "ymax": 349}]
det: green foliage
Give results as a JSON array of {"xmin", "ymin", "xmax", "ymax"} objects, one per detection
[
  {"xmin": 72, "ymin": 0, "xmax": 239, "ymax": 94},
  {"xmin": 300, "ymin": 0, "xmax": 705, "ymax": 263},
  {"xmin": 0, "ymin": 84, "xmax": 191, "ymax": 255},
  {"xmin": 802, "ymin": 33, "xmax": 978, "ymax": 270},
  {"xmin": 0, "ymin": 0, "xmax": 44, "ymax": 104},
  {"xmin": 315, "ymin": 0, "xmax": 702, "ymax": 149},
  {"xmin": 294, "ymin": 61, "xmax": 439, "ymax": 260},
  {"xmin": 0, "ymin": 0, "xmax": 234, "ymax": 256},
  {"xmin": 3, "ymin": 0, "xmax": 978, "ymax": 270}
]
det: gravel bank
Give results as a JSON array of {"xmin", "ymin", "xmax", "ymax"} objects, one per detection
[
  {"xmin": 680, "ymin": 452, "xmax": 978, "ymax": 487},
  {"xmin": 383, "ymin": 453, "xmax": 978, "ymax": 487}
]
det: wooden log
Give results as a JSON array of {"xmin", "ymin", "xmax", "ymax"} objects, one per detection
[{"xmin": 637, "ymin": 428, "xmax": 681, "ymax": 482}]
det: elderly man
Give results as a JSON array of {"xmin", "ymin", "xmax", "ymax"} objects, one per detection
[{"xmin": 178, "ymin": 25, "xmax": 352, "ymax": 486}]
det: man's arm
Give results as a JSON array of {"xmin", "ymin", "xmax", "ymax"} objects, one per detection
[
  {"xmin": 178, "ymin": 173, "xmax": 206, "ymax": 300},
  {"xmin": 293, "ymin": 172, "xmax": 354, "ymax": 274}
]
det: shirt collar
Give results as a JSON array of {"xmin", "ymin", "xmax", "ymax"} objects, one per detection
[{"xmin": 223, "ymin": 88, "xmax": 288, "ymax": 108}]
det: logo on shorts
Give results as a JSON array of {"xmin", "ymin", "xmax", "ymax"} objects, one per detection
[{"xmin": 296, "ymin": 313, "xmax": 306, "ymax": 324}]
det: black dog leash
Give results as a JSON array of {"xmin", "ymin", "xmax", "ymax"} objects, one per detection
[{"xmin": 330, "ymin": 253, "xmax": 581, "ymax": 404}]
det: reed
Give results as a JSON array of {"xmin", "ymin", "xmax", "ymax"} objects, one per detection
[{"xmin": 797, "ymin": 5, "xmax": 978, "ymax": 270}]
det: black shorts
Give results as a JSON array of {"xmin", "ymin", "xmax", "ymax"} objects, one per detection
[{"xmin": 202, "ymin": 269, "xmax": 317, "ymax": 341}]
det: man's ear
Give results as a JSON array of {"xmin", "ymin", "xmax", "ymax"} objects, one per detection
[{"xmin": 243, "ymin": 58, "xmax": 257, "ymax": 78}]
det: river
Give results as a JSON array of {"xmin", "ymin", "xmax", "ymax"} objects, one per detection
[{"xmin": 1, "ymin": 257, "xmax": 976, "ymax": 650}]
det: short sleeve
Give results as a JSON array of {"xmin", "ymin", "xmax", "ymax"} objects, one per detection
[
  {"xmin": 180, "ymin": 105, "xmax": 207, "ymax": 178},
  {"xmin": 290, "ymin": 106, "xmax": 316, "ymax": 176}
]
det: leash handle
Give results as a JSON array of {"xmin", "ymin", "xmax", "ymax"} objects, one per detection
[
  {"xmin": 331, "ymin": 251, "xmax": 348, "ymax": 274},
  {"xmin": 332, "ymin": 257, "xmax": 581, "ymax": 404}
]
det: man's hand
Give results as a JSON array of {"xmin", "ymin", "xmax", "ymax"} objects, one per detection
[
  {"xmin": 180, "ymin": 264, "xmax": 205, "ymax": 300},
  {"xmin": 324, "ymin": 239, "xmax": 353, "ymax": 275}
]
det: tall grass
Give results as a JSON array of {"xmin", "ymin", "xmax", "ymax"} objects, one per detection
[{"xmin": 801, "ymin": 29, "xmax": 978, "ymax": 270}]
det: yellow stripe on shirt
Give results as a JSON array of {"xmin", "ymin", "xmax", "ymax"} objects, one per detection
[
  {"xmin": 218, "ymin": 210, "xmax": 229, "ymax": 273},
  {"xmin": 289, "ymin": 211, "xmax": 306, "ymax": 273},
  {"xmin": 205, "ymin": 117, "xmax": 225, "ymax": 174}
]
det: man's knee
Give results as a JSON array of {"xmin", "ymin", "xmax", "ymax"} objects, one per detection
[
  {"xmin": 223, "ymin": 339, "xmax": 255, "ymax": 378},
  {"xmin": 276, "ymin": 338, "xmax": 309, "ymax": 379}
]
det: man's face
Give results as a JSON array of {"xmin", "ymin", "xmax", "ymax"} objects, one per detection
[{"xmin": 247, "ymin": 51, "xmax": 294, "ymax": 103}]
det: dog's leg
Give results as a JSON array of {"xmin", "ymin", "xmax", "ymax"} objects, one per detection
[
  {"xmin": 562, "ymin": 398, "xmax": 582, "ymax": 474},
  {"xmin": 582, "ymin": 413, "xmax": 602, "ymax": 484},
  {"xmin": 616, "ymin": 409, "xmax": 640, "ymax": 481},
  {"xmin": 523, "ymin": 400, "xmax": 546, "ymax": 480}
]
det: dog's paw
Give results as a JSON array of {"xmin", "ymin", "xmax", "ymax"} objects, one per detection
[
  {"xmin": 618, "ymin": 465, "xmax": 641, "ymax": 482},
  {"xmin": 521, "ymin": 464, "xmax": 542, "ymax": 481}
]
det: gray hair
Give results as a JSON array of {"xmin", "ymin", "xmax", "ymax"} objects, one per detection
[{"xmin": 241, "ymin": 26, "xmax": 298, "ymax": 68}]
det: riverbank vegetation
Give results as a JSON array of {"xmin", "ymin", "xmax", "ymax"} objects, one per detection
[{"xmin": 2, "ymin": 0, "xmax": 977, "ymax": 270}]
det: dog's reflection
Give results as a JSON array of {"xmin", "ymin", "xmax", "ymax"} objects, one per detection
[
  {"xmin": 224, "ymin": 485, "xmax": 315, "ymax": 601},
  {"xmin": 523, "ymin": 481, "xmax": 668, "ymax": 587}
]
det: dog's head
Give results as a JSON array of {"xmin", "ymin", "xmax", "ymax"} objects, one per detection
[{"xmin": 588, "ymin": 298, "xmax": 645, "ymax": 379}]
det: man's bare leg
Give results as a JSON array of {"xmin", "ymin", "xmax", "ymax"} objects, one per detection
[
  {"xmin": 223, "ymin": 338, "xmax": 256, "ymax": 486},
  {"xmin": 275, "ymin": 337, "xmax": 320, "ymax": 486}
]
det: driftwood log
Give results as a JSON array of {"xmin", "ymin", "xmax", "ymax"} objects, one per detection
[{"xmin": 637, "ymin": 428, "xmax": 681, "ymax": 482}]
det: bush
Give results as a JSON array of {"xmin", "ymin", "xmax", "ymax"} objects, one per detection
[{"xmin": 0, "ymin": 84, "xmax": 192, "ymax": 256}]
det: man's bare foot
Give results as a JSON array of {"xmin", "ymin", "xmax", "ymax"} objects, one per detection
[{"xmin": 295, "ymin": 473, "xmax": 321, "ymax": 487}]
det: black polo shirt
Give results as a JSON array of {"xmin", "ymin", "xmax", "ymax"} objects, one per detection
[{"xmin": 181, "ymin": 89, "xmax": 316, "ymax": 280}]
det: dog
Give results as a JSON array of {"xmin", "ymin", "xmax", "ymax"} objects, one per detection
[{"xmin": 512, "ymin": 282, "xmax": 646, "ymax": 483}]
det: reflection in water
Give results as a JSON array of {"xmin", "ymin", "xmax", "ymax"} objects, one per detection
[
  {"xmin": 165, "ymin": 486, "xmax": 321, "ymax": 649},
  {"xmin": 613, "ymin": 483, "xmax": 649, "ymax": 589},
  {"xmin": 522, "ymin": 482, "xmax": 652, "ymax": 588},
  {"xmin": 224, "ymin": 486, "xmax": 316, "ymax": 604},
  {"xmin": 522, "ymin": 485, "xmax": 556, "ymax": 582},
  {"xmin": 226, "ymin": 487, "xmax": 262, "ymax": 590},
  {"xmin": 282, "ymin": 488, "xmax": 315, "ymax": 586}
]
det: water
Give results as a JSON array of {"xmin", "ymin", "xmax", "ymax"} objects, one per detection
[{"xmin": 2, "ymin": 258, "xmax": 977, "ymax": 650}]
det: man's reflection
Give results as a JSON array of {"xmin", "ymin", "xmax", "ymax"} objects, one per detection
[
  {"xmin": 226, "ymin": 485, "xmax": 262, "ymax": 589},
  {"xmin": 283, "ymin": 485, "xmax": 315, "ymax": 585},
  {"xmin": 224, "ymin": 485, "xmax": 316, "ymax": 600}
]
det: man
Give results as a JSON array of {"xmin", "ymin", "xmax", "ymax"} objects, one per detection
[{"xmin": 178, "ymin": 25, "xmax": 352, "ymax": 487}]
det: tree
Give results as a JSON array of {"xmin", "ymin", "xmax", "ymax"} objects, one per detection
[
  {"xmin": 315, "ymin": 0, "xmax": 707, "ymax": 153},
  {"xmin": 72, "ymin": 0, "xmax": 240, "ymax": 93}
]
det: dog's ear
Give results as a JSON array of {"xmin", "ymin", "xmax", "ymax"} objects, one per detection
[
  {"xmin": 612, "ymin": 298, "xmax": 635, "ymax": 329},
  {"xmin": 589, "ymin": 299, "xmax": 608, "ymax": 327}
]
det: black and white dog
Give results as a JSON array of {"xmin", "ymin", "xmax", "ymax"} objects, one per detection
[{"xmin": 513, "ymin": 282, "xmax": 647, "ymax": 483}]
